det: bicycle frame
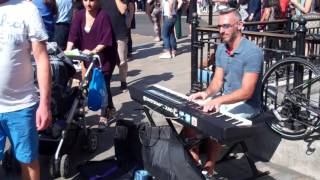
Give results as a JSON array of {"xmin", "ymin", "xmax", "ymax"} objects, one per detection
[{"xmin": 274, "ymin": 74, "xmax": 320, "ymax": 136}]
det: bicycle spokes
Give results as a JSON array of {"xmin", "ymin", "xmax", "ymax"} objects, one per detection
[{"xmin": 262, "ymin": 57, "xmax": 320, "ymax": 139}]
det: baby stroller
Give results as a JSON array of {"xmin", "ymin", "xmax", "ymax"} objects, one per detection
[{"xmin": 1, "ymin": 43, "xmax": 100, "ymax": 178}]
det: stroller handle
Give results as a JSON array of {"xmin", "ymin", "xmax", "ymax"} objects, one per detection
[{"xmin": 64, "ymin": 50, "xmax": 102, "ymax": 68}]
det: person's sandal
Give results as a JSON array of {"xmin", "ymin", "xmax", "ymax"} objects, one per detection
[
  {"xmin": 171, "ymin": 50, "xmax": 177, "ymax": 58},
  {"xmin": 201, "ymin": 170, "xmax": 215, "ymax": 180},
  {"xmin": 154, "ymin": 36, "xmax": 161, "ymax": 42},
  {"xmin": 159, "ymin": 52, "xmax": 171, "ymax": 59},
  {"xmin": 98, "ymin": 117, "xmax": 108, "ymax": 131}
]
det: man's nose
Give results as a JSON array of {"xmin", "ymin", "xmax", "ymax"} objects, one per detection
[{"xmin": 219, "ymin": 27, "xmax": 224, "ymax": 34}]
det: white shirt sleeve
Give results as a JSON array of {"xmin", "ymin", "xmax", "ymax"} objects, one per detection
[{"xmin": 26, "ymin": 3, "xmax": 49, "ymax": 42}]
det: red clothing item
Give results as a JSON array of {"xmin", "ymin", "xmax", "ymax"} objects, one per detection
[
  {"xmin": 68, "ymin": 9, "xmax": 119, "ymax": 74},
  {"xmin": 226, "ymin": 48, "xmax": 233, "ymax": 56},
  {"xmin": 280, "ymin": 0, "xmax": 289, "ymax": 18}
]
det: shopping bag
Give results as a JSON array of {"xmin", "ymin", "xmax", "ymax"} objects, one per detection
[
  {"xmin": 88, "ymin": 68, "xmax": 107, "ymax": 111},
  {"xmin": 139, "ymin": 125, "xmax": 203, "ymax": 180}
]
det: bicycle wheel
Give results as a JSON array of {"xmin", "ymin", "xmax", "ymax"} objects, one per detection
[{"xmin": 262, "ymin": 57, "xmax": 320, "ymax": 140}]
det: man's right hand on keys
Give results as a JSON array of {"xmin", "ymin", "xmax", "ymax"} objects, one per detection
[
  {"xmin": 202, "ymin": 98, "xmax": 221, "ymax": 113},
  {"xmin": 188, "ymin": 91, "xmax": 209, "ymax": 101},
  {"xmin": 188, "ymin": 91, "xmax": 221, "ymax": 112}
]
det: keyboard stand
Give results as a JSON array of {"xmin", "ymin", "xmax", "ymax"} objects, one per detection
[
  {"xmin": 141, "ymin": 106, "xmax": 269, "ymax": 180},
  {"xmin": 142, "ymin": 105, "xmax": 156, "ymax": 126},
  {"xmin": 217, "ymin": 141, "xmax": 270, "ymax": 180}
]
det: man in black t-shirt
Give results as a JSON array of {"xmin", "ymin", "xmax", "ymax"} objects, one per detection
[{"xmin": 100, "ymin": 0, "xmax": 129, "ymax": 91}]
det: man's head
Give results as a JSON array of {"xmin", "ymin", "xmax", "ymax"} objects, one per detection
[{"xmin": 218, "ymin": 9, "xmax": 243, "ymax": 45}]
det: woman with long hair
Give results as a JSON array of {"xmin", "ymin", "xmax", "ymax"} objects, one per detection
[{"xmin": 66, "ymin": 0, "xmax": 119, "ymax": 130}]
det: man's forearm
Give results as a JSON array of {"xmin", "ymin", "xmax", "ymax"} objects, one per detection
[
  {"xmin": 215, "ymin": 88, "xmax": 253, "ymax": 105},
  {"xmin": 115, "ymin": 0, "xmax": 127, "ymax": 14},
  {"xmin": 205, "ymin": 67, "xmax": 224, "ymax": 97},
  {"xmin": 205, "ymin": 81, "xmax": 222, "ymax": 97},
  {"xmin": 33, "ymin": 42, "xmax": 51, "ymax": 106}
]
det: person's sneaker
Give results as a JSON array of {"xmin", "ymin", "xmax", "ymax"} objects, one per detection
[
  {"xmin": 171, "ymin": 50, "xmax": 177, "ymax": 58},
  {"xmin": 154, "ymin": 36, "xmax": 161, "ymax": 42},
  {"xmin": 98, "ymin": 117, "xmax": 108, "ymax": 131},
  {"xmin": 159, "ymin": 53, "xmax": 171, "ymax": 59},
  {"xmin": 120, "ymin": 82, "xmax": 127, "ymax": 91},
  {"xmin": 201, "ymin": 171, "xmax": 215, "ymax": 180}
]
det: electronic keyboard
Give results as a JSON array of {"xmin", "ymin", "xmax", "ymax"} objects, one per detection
[{"xmin": 130, "ymin": 84, "xmax": 258, "ymax": 143}]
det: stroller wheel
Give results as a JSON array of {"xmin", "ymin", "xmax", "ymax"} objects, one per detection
[
  {"xmin": 81, "ymin": 129, "xmax": 98, "ymax": 153},
  {"xmin": 49, "ymin": 156, "xmax": 59, "ymax": 178},
  {"xmin": 60, "ymin": 154, "xmax": 71, "ymax": 178}
]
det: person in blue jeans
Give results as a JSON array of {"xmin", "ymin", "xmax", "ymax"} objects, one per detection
[
  {"xmin": 187, "ymin": 9, "xmax": 263, "ymax": 178},
  {"xmin": 159, "ymin": 0, "xmax": 177, "ymax": 59},
  {"xmin": 32, "ymin": 0, "xmax": 57, "ymax": 41},
  {"xmin": 0, "ymin": 0, "xmax": 52, "ymax": 179},
  {"xmin": 54, "ymin": 0, "xmax": 73, "ymax": 50}
]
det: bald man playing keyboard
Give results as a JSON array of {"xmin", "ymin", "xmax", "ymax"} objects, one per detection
[{"xmin": 187, "ymin": 8, "xmax": 263, "ymax": 179}]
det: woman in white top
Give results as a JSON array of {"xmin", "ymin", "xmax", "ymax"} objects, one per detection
[
  {"xmin": 290, "ymin": 0, "xmax": 315, "ymax": 15},
  {"xmin": 290, "ymin": 0, "xmax": 319, "ymax": 28},
  {"xmin": 159, "ymin": 0, "xmax": 179, "ymax": 59}
]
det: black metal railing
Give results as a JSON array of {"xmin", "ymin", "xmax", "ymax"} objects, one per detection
[{"xmin": 190, "ymin": 14, "xmax": 320, "ymax": 92}]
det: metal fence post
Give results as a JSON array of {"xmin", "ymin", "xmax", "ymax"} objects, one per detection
[
  {"xmin": 295, "ymin": 16, "xmax": 307, "ymax": 56},
  {"xmin": 208, "ymin": 5, "xmax": 212, "ymax": 25},
  {"xmin": 191, "ymin": 13, "xmax": 199, "ymax": 93},
  {"xmin": 286, "ymin": 6, "xmax": 293, "ymax": 33},
  {"xmin": 294, "ymin": 16, "xmax": 307, "ymax": 87}
]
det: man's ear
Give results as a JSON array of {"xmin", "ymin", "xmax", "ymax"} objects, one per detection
[{"xmin": 238, "ymin": 21, "xmax": 244, "ymax": 31}]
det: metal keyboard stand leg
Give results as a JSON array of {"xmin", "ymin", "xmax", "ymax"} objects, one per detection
[
  {"xmin": 142, "ymin": 106, "xmax": 156, "ymax": 126},
  {"xmin": 217, "ymin": 141, "xmax": 269, "ymax": 180}
]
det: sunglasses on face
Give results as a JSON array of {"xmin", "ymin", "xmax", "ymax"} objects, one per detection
[{"xmin": 217, "ymin": 22, "xmax": 239, "ymax": 30}]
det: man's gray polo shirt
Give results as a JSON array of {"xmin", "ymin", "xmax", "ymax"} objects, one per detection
[{"xmin": 215, "ymin": 37, "xmax": 263, "ymax": 111}]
